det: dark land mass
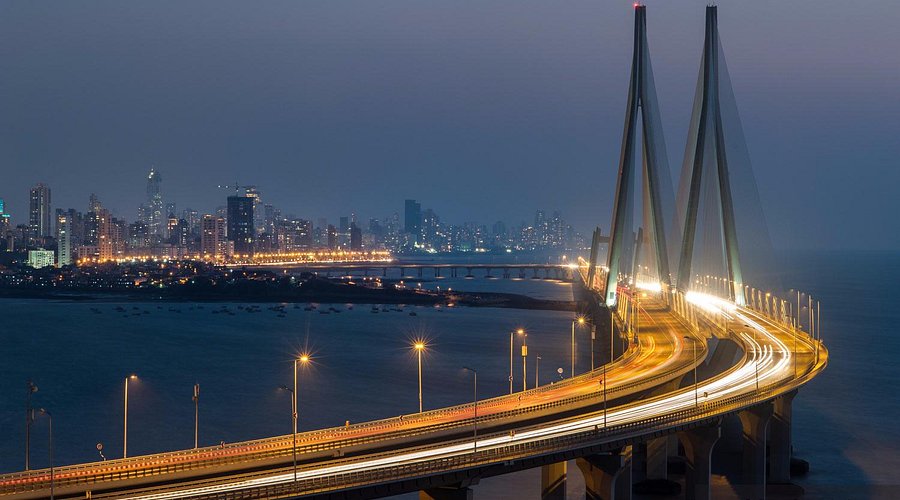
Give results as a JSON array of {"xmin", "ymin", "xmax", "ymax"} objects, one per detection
[{"xmin": 0, "ymin": 276, "xmax": 576, "ymax": 312}]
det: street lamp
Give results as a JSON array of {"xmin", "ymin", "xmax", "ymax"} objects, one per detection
[
  {"xmin": 510, "ymin": 329, "xmax": 524, "ymax": 393},
  {"xmin": 413, "ymin": 342, "xmax": 426, "ymax": 412},
  {"xmin": 519, "ymin": 329, "xmax": 528, "ymax": 391},
  {"xmin": 278, "ymin": 385, "xmax": 297, "ymax": 482},
  {"xmin": 684, "ymin": 336, "xmax": 698, "ymax": 407},
  {"xmin": 535, "ymin": 356, "xmax": 542, "ymax": 388},
  {"xmin": 462, "ymin": 367, "xmax": 478, "ymax": 453},
  {"xmin": 572, "ymin": 316, "xmax": 586, "ymax": 377},
  {"xmin": 25, "ymin": 380, "xmax": 38, "ymax": 470},
  {"xmin": 36, "ymin": 409, "xmax": 53, "ymax": 500},
  {"xmin": 123, "ymin": 374, "xmax": 138, "ymax": 458},
  {"xmin": 192, "ymin": 384, "xmax": 200, "ymax": 449}
]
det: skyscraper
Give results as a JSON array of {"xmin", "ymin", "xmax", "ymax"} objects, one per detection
[
  {"xmin": 350, "ymin": 222, "xmax": 362, "ymax": 250},
  {"xmin": 145, "ymin": 169, "xmax": 164, "ymax": 241},
  {"xmin": 29, "ymin": 183, "xmax": 51, "ymax": 239},
  {"xmin": 227, "ymin": 195, "xmax": 255, "ymax": 256},
  {"xmin": 0, "ymin": 198, "xmax": 10, "ymax": 235},
  {"xmin": 56, "ymin": 212, "xmax": 72, "ymax": 266},
  {"xmin": 404, "ymin": 199, "xmax": 421, "ymax": 243},
  {"xmin": 201, "ymin": 215, "xmax": 227, "ymax": 259}
]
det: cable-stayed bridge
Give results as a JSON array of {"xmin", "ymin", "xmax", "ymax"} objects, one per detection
[{"xmin": 0, "ymin": 6, "xmax": 826, "ymax": 500}]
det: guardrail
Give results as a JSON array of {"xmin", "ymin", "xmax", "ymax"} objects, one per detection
[
  {"xmin": 111, "ymin": 326, "xmax": 826, "ymax": 500},
  {"xmin": 0, "ymin": 303, "xmax": 705, "ymax": 496}
]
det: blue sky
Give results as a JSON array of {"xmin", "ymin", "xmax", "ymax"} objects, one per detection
[{"xmin": 0, "ymin": 1, "xmax": 897, "ymax": 250}]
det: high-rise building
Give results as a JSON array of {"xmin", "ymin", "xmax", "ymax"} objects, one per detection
[
  {"xmin": 165, "ymin": 202, "xmax": 177, "ymax": 219},
  {"xmin": 29, "ymin": 183, "xmax": 52, "ymax": 239},
  {"xmin": 276, "ymin": 218, "xmax": 313, "ymax": 251},
  {"xmin": 145, "ymin": 169, "xmax": 164, "ymax": 241},
  {"xmin": 27, "ymin": 249, "xmax": 55, "ymax": 268},
  {"xmin": 350, "ymin": 222, "xmax": 362, "ymax": 250},
  {"xmin": 339, "ymin": 216, "xmax": 350, "ymax": 248},
  {"xmin": 201, "ymin": 215, "xmax": 227, "ymax": 259},
  {"xmin": 89, "ymin": 194, "xmax": 102, "ymax": 213},
  {"xmin": 0, "ymin": 198, "xmax": 10, "ymax": 236},
  {"xmin": 182, "ymin": 209, "xmax": 200, "ymax": 236},
  {"xmin": 128, "ymin": 221, "xmax": 150, "ymax": 250},
  {"xmin": 404, "ymin": 199, "xmax": 421, "ymax": 238},
  {"xmin": 227, "ymin": 195, "xmax": 255, "ymax": 256},
  {"xmin": 326, "ymin": 224, "xmax": 337, "ymax": 250},
  {"xmin": 56, "ymin": 212, "xmax": 72, "ymax": 266}
]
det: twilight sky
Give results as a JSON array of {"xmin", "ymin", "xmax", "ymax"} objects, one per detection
[{"xmin": 0, "ymin": 0, "xmax": 897, "ymax": 250}]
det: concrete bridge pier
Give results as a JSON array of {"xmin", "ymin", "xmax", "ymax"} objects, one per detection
[
  {"xmin": 738, "ymin": 402, "xmax": 774, "ymax": 499},
  {"xmin": 769, "ymin": 390, "xmax": 797, "ymax": 483},
  {"xmin": 576, "ymin": 446, "xmax": 633, "ymax": 500},
  {"xmin": 420, "ymin": 485, "xmax": 473, "ymax": 500},
  {"xmin": 503, "ymin": 269, "xmax": 510, "ymax": 279},
  {"xmin": 678, "ymin": 423, "xmax": 721, "ymax": 500},
  {"xmin": 541, "ymin": 462, "xmax": 567, "ymax": 499},
  {"xmin": 382, "ymin": 267, "xmax": 387, "ymax": 277},
  {"xmin": 418, "ymin": 267, "xmax": 424, "ymax": 278}
]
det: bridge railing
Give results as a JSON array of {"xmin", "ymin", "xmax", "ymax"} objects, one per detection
[
  {"xmin": 0, "ymin": 306, "xmax": 710, "ymax": 495},
  {"xmin": 137, "ymin": 328, "xmax": 826, "ymax": 500}
]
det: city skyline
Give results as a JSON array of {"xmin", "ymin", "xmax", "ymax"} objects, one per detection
[{"xmin": 0, "ymin": 1, "xmax": 896, "ymax": 251}]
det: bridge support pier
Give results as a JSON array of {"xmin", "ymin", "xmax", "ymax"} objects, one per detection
[
  {"xmin": 738, "ymin": 402, "xmax": 773, "ymax": 500},
  {"xmin": 576, "ymin": 446, "xmax": 632, "ymax": 500},
  {"xmin": 678, "ymin": 423, "xmax": 721, "ymax": 500},
  {"xmin": 769, "ymin": 390, "xmax": 797, "ymax": 483},
  {"xmin": 420, "ymin": 486, "xmax": 473, "ymax": 500},
  {"xmin": 541, "ymin": 462, "xmax": 567, "ymax": 500}
]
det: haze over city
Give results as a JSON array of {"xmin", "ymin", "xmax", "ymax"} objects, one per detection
[{"xmin": 1, "ymin": 0, "xmax": 897, "ymax": 250}]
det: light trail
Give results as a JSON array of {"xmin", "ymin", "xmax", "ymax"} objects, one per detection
[{"xmin": 125, "ymin": 304, "xmax": 801, "ymax": 500}]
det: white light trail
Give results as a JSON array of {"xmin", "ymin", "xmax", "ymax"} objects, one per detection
[{"xmin": 132, "ymin": 305, "xmax": 797, "ymax": 500}]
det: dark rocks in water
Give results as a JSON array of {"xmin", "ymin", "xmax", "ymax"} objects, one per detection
[{"xmin": 791, "ymin": 457, "xmax": 810, "ymax": 477}]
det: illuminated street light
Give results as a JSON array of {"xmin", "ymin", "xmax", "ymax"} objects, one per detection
[
  {"xmin": 123, "ymin": 375, "xmax": 138, "ymax": 458},
  {"xmin": 509, "ymin": 328, "xmax": 524, "ymax": 394},
  {"xmin": 518, "ymin": 329, "xmax": 528, "ymax": 391},
  {"xmin": 413, "ymin": 342, "xmax": 426, "ymax": 412},
  {"xmin": 287, "ymin": 353, "xmax": 312, "ymax": 482},
  {"xmin": 571, "ymin": 316, "xmax": 586, "ymax": 377}
]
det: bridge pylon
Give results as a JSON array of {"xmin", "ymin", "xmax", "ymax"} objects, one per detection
[
  {"xmin": 604, "ymin": 5, "xmax": 675, "ymax": 307},
  {"xmin": 674, "ymin": 6, "xmax": 746, "ymax": 305}
]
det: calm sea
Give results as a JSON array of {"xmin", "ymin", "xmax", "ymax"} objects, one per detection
[{"xmin": 0, "ymin": 250, "xmax": 897, "ymax": 498}]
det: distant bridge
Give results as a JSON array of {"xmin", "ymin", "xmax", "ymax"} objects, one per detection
[{"xmin": 247, "ymin": 262, "xmax": 577, "ymax": 280}]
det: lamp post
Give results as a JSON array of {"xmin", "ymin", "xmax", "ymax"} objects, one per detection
[
  {"xmin": 414, "ymin": 342, "xmax": 426, "ymax": 412},
  {"xmin": 535, "ymin": 356, "xmax": 541, "ymax": 387},
  {"xmin": 278, "ymin": 385, "xmax": 297, "ymax": 482},
  {"xmin": 610, "ymin": 307, "xmax": 616, "ymax": 364},
  {"xmin": 192, "ymin": 384, "xmax": 200, "ymax": 449},
  {"xmin": 37, "ymin": 409, "xmax": 53, "ymax": 500},
  {"xmin": 462, "ymin": 367, "xmax": 477, "ymax": 453},
  {"xmin": 25, "ymin": 380, "xmax": 38, "ymax": 470},
  {"xmin": 572, "ymin": 317, "xmax": 586, "ymax": 377},
  {"xmin": 684, "ymin": 336, "xmax": 698, "ymax": 407},
  {"xmin": 123, "ymin": 375, "xmax": 138, "ymax": 458},
  {"xmin": 508, "ymin": 331, "xmax": 516, "ymax": 394},
  {"xmin": 519, "ymin": 330, "xmax": 528, "ymax": 391}
]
